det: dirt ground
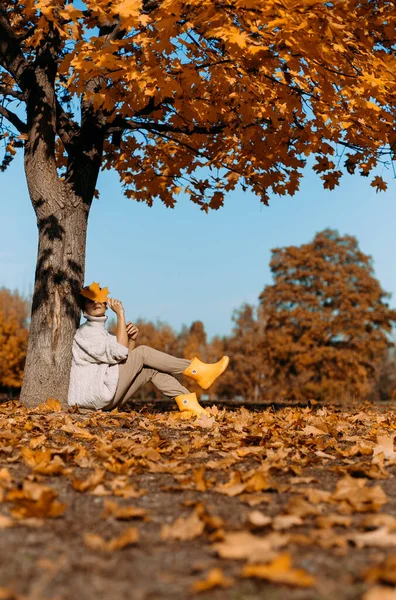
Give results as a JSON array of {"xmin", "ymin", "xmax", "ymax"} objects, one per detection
[{"xmin": 1, "ymin": 399, "xmax": 396, "ymax": 600}]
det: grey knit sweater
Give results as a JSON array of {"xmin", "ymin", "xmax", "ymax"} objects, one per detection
[{"xmin": 67, "ymin": 314, "xmax": 129, "ymax": 410}]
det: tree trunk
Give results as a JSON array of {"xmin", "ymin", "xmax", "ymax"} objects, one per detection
[
  {"xmin": 20, "ymin": 191, "xmax": 89, "ymax": 408},
  {"xmin": 18, "ymin": 53, "xmax": 103, "ymax": 408}
]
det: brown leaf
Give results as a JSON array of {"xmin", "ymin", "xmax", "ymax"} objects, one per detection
[
  {"xmin": 195, "ymin": 413, "xmax": 216, "ymax": 429},
  {"xmin": 332, "ymin": 476, "xmax": 388, "ymax": 513},
  {"xmin": 373, "ymin": 435, "xmax": 396, "ymax": 460},
  {"xmin": 349, "ymin": 527, "xmax": 396, "ymax": 548},
  {"xmin": 102, "ymin": 500, "xmax": 150, "ymax": 521},
  {"xmin": 361, "ymin": 514, "xmax": 396, "ymax": 531},
  {"xmin": 72, "ymin": 467, "xmax": 106, "ymax": 492},
  {"xmin": 363, "ymin": 555, "xmax": 396, "ymax": 585},
  {"xmin": 213, "ymin": 531, "xmax": 289, "ymax": 563},
  {"xmin": 273, "ymin": 515, "xmax": 304, "ymax": 530},
  {"xmin": 286, "ymin": 496, "xmax": 322, "ymax": 517},
  {"xmin": 161, "ymin": 509, "xmax": 205, "ymax": 541},
  {"xmin": 316, "ymin": 514, "xmax": 352, "ymax": 529},
  {"xmin": 239, "ymin": 493, "xmax": 272, "ymax": 507},
  {"xmin": 362, "ymin": 587, "xmax": 396, "ymax": 600},
  {"xmin": 6, "ymin": 481, "xmax": 66, "ymax": 519},
  {"xmin": 84, "ymin": 527, "xmax": 139, "ymax": 552},
  {"xmin": 247, "ymin": 510, "xmax": 272, "ymax": 528}
]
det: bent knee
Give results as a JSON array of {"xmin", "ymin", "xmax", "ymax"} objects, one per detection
[{"xmin": 134, "ymin": 344, "xmax": 149, "ymax": 357}]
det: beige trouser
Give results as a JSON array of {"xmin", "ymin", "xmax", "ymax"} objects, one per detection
[{"xmin": 104, "ymin": 345, "xmax": 191, "ymax": 410}]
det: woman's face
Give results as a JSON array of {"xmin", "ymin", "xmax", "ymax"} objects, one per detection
[{"xmin": 84, "ymin": 300, "xmax": 107, "ymax": 317}]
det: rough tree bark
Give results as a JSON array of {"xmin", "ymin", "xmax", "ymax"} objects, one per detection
[
  {"xmin": 0, "ymin": 11, "xmax": 116, "ymax": 407},
  {"xmin": 18, "ymin": 47, "xmax": 103, "ymax": 407}
]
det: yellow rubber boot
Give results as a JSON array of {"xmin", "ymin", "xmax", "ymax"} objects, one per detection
[
  {"xmin": 174, "ymin": 392, "xmax": 207, "ymax": 417},
  {"xmin": 183, "ymin": 356, "xmax": 230, "ymax": 390}
]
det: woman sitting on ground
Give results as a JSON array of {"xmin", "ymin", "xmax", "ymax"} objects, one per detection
[{"xmin": 67, "ymin": 282, "xmax": 229, "ymax": 416}]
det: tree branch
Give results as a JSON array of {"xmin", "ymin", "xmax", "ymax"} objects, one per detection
[
  {"xmin": 107, "ymin": 117, "xmax": 226, "ymax": 136},
  {"xmin": 0, "ymin": 103, "xmax": 27, "ymax": 132},
  {"xmin": 0, "ymin": 85, "xmax": 24, "ymax": 100},
  {"xmin": 0, "ymin": 11, "xmax": 34, "ymax": 94}
]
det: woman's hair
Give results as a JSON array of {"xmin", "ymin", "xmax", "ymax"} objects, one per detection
[{"xmin": 77, "ymin": 294, "xmax": 88, "ymax": 312}]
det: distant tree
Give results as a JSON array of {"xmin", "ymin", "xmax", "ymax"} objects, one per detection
[
  {"xmin": 214, "ymin": 304, "xmax": 266, "ymax": 401},
  {"xmin": 259, "ymin": 230, "xmax": 396, "ymax": 402},
  {"xmin": 0, "ymin": 288, "xmax": 29, "ymax": 392},
  {"xmin": 372, "ymin": 348, "xmax": 396, "ymax": 402}
]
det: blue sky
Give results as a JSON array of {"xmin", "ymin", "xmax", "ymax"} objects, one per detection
[{"xmin": 1, "ymin": 153, "xmax": 395, "ymax": 339}]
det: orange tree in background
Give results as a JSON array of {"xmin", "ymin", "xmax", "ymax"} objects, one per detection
[
  {"xmin": 0, "ymin": 1, "xmax": 395, "ymax": 407},
  {"xmin": 259, "ymin": 230, "xmax": 396, "ymax": 403},
  {"xmin": 213, "ymin": 304, "xmax": 266, "ymax": 402},
  {"xmin": 0, "ymin": 289, "xmax": 29, "ymax": 392}
]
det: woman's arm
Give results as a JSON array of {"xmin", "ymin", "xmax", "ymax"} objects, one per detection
[
  {"xmin": 108, "ymin": 299, "xmax": 129, "ymax": 348},
  {"xmin": 126, "ymin": 322, "xmax": 139, "ymax": 351}
]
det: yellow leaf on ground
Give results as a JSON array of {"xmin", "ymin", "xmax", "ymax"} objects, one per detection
[
  {"xmin": 192, "ymin": 568, "xmax": 234, "ymax": 592},
  {"xmin": 35, "ymin": 398, "xmax": 62, "ymax": 413},
  {"xmin": 242, "ymin": 553, "xmax": 315, "ymax": 587}
]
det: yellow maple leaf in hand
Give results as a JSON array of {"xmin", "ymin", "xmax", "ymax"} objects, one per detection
[{"xmin": 80, "ymin": 282, "xmax": 110, "ymax": 303}]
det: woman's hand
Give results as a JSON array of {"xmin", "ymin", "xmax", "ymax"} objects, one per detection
[
  {"xmin": 126, "ymin": 322, "xmax": 139, "ymax": 340},
  {"xmin": 108, "ymin": 298, "xmax": 125, "ymax": 316}
]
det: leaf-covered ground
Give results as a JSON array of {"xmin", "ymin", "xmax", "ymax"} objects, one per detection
[{"xmin": 1, "ymin": 399, "xmax": 396, "ymax": 600}]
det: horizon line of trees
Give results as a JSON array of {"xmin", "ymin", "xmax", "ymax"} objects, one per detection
[{"xmin": 2, "ymin": 229, "xmax": 396, "ymax": 404}]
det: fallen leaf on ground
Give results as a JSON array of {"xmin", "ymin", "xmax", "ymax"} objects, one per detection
[
  {"xmin": 161, "ymin": 509, "xmax": 205, "ymax": 541},
  {"xmin": 35, "ymin": 398, "xmax": 62, "ymax": 413},
  {"xmin": 361, "ymin": 514, "xmax": 396, "ymax": 531},
  {"xmin": 273, "ymin": 515, "xmax": 304, "ymax": 530},
  {"xmin": 6, "ymin": 481, "xmax": 66, "ymax": 519},
  {"xmin": 72, "ymin": 468, "xmax": 106, "ymax": 492},
  {"xmin": 213, "ymin": 531, "xmax": 289, "ymax": 563},
  {"xmin": 316, "ymin": 514, "xmax": 352, "ymax": 529},
  {"xmin": 350, "ymin": 527, "xmax": 396, "ymax": 548},
  {"xmin": 242, "ymin": 553, "xmax": 315, "ymax": 587},
  {"xmin": 363, "ymin": 555, "xmax": 396, "ymax": 584},
  {"xmin": 84, "ymin": 527, "xmax": 139, "ymax": 551},
  {"xmin": 362, "ymin": 587, "xmax": 396, "ymax": 600},
  {"xmin": 286, "ymin": 496, "xmax": 322, "ymax": 517},
  {"xmin": 192, "ymin": 568, "xmax": 234, "ymax": 592},
  {"xmin": 247, "ymin": 510, "xmax": 272, "ymax": 528},
  {"xmin": 332, "ymin": 476, "xmax": 388, "ymax": 513},
  {"xmin": 373, "ymin": 435, "xmax": 396, "ymax": 460},
  {"xmin": 102, "ymin": 500, "xmax": 150, "ymax": 521},
  {"xmin": 195, "ymin": 413, "xmax": 216, "ymax": 429}
]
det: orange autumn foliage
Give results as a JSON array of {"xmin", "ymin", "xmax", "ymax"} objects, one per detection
[
  {"xmin": 259, "ymin": 230, "xmax": 396, "ymax": 402},
  {"xmin": 0, "ymin": 0, "xmax": 395, "ymax": 202},
  {"xmin": 0, "ymin": 288, "xmax": 29, "ymax": 390}
]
